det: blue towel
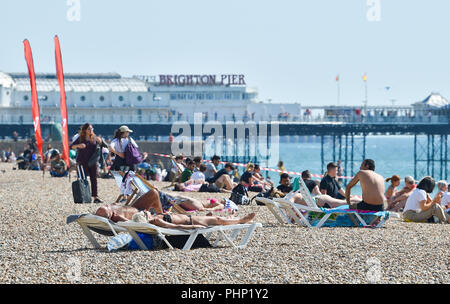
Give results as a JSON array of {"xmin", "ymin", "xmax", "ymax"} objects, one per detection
[{"xmin": 308, "ymin": 206, "xmax": 389, "ymax": 227}]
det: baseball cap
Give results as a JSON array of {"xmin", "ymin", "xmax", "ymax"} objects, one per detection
[{"xmin": 119, "ymin": 125, "xmax": 133, "ymax": 133}]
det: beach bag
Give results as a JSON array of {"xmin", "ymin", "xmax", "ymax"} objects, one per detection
[
  {"xmin": 230, "ymin": 184, "xmax": 250, "ymax": 205},
  {"xmin": 72, "ymin": 165, "xmax": 91, "ymax": 204},
  {"xmin": 125, "ymin": 139, "xmax": 142, "ymax": 165}
]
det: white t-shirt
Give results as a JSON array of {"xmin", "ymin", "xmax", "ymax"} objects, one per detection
[
  {"xmin": 441, "ymin": 192, "xmax": 450, "ymax": 208},
  {"xmin": 191, "ymin": 171, "xmax": 205, "ymax": 181},
  {"xmin": 403, "ymin": 189, "xmax": 427, "ymax": 213},
  {"xmin": 110, "ymin": 137, "xmax": 138, "ymax": 153}
]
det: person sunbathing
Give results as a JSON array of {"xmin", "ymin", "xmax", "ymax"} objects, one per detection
[
  {"xmin": 132, "ymin": 210, "xmax": 256, "ymax": 229},
  {"xmin": 346, "ymin": 159, "xmax": 387, "ymax": 211},
  {"xmin": 287, "ymin": 191, "xmax": 350, "ymax": 209},
  {"xmin": 96, "ymin": 189, "xmax": 232, "ymax": 222},
  {"xmin": 253, "ymin": 165, "xmax": 274, "ymax": 189},
  {"xmin": 96, "ymin": 189, "xmax": 164, "ymax": 222}
]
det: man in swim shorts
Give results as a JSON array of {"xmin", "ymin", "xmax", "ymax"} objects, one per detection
[{"xmin": 345, "ymin": 159, "xmax": 387, "ymax": 211}]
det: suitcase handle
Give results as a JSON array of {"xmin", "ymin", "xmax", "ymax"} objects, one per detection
[{"xmin": 77, "ymin": 165, "xmax": 87, "ymax": 181}]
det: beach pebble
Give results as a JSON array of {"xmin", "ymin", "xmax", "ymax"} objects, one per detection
[{"xmin": 0, "ymin": 162, "xmax": 448, "ymax": 284}]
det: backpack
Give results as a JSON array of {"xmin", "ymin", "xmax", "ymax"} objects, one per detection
[
  {"xmin": 125, "ymin": 139, "xmax": 142, "ymax": 165},
  {"xmin": 230, "ymin": 184, "xmax": 250, "ymax": 205}
]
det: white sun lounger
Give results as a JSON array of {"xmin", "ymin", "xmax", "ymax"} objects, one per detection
[
  {"xmin": 66, "ymin": 214, "xmax": 127, "ymax": 249},
  {"xmin": 117, "ymin": 221, "xmax": 262, "ymax": 250},
  {"xmin": 257, "ymin": 177, "xmax": 393, "ymax": 228}
]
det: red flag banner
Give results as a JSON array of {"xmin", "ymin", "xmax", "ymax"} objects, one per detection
[
  {"xmin": 54, "ymin": 35, "xmax": 70, "ymax": 167},
  {"xmin": 23, "ymin": 39, "xmax": 43, "ymax": 161}
]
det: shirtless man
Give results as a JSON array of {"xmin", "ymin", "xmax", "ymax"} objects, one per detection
[
  {"xmin": 346, "ymin": 159, "xmax": 386, "ymax": 211},
  {"xmin": 133, "ymin": 211, "xmax": 256, "ymax": 229}
]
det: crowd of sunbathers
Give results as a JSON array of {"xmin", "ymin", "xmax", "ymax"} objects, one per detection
[{"xmin": 94, "ymin": 154, "xmax": 449, "ymax": 228}]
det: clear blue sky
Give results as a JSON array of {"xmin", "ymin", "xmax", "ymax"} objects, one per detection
[{"xmin": 1, "ymin": 0, "xmax": 449, "ymax": 106}]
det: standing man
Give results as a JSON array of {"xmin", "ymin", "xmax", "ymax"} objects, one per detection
[{"xmin": 345, "ymin": 159, "xmax": 386, "ymax": 211}]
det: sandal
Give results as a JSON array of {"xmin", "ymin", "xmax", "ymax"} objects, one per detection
[{"xmin": 94, "ymin": 198, "xmax": 104, "ymax": 204}]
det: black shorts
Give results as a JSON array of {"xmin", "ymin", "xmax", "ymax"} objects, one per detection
[{"xmin": 354, "ymin": 201, "xmax": 384, "ymax": 212}]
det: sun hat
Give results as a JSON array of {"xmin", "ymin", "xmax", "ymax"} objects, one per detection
[
  {"xmin": 132, "ymin": 211, "xmax": 148, "ymax": 223},
  {"xmin": 119, "ymin": 125, "xmax": 133, "ymax": 133}
]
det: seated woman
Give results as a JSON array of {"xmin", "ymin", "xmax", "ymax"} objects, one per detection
[
  {"xmin": 251, "ymin": 165, "xmax": 273, "ymax": 191},
  {"xmin": 403, "ymin": 176, "xmax": 449, "ymax": 224},
  {"xmin": 239, "ymin": 171, "xmax": 264, "ymax": 192},
  {"xmin": 133, "ymin": 211, "xmax": 256, "ymax": 229},
  {"xmin": 385, "ymin": 175, "xmax": 401, "ymax": 201}
]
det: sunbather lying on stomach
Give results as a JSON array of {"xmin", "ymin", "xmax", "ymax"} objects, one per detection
[
  {"xmin": 95, "ymin": 189, "xmax": 231, "ymax": 222},
  {"xmin": 132, "ymin": 210, "xmax": 256, "ymax": 230}
]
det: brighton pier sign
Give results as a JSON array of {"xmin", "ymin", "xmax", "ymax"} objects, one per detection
[{"xmin": 159, "ymin": 74, "xmax": 246, "ymax": 86}]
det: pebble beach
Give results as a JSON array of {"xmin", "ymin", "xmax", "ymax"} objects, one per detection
[{"xmin": 0, "ymin": 162, "xmax": 448, "ymax": 284}]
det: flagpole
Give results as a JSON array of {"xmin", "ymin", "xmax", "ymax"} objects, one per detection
[
  {"xmin": 364, "ymin": 80, "xmax": 368, "ymax": 115},
  {"xmin": 363, "ymin": 73, "xmax": 368, "ymax": 121},
  {"xmin": 337, "ymin": 76, "xmax": 340, "ymax": 106},
  {"xmin": 336, "ymin": 74, "xmax": 340, "ymax": 107}
]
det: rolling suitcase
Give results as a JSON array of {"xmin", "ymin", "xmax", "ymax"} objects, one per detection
[{"xmin": 72, "ymin": 165, "xmax": 92, "ymax": 204}]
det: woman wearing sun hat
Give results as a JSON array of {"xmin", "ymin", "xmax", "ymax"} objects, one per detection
[{"xmin": 109, "ymin": 125, "xmax": 139, "ymax": 171}]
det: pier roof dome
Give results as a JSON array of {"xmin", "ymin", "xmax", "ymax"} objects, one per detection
[{"xmin": 415, "ymin": 93, "xmax": 449, "ymax": 109}]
